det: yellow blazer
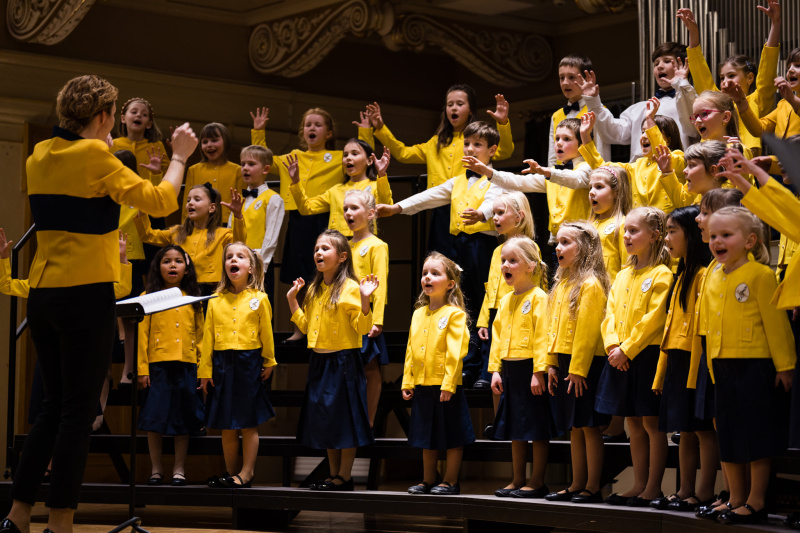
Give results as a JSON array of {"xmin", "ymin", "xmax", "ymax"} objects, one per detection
[
  {"xmin": 138, "ymin": 291, "xmax": 204, "ymax": 376},
  {"xmin": 546, "ymin": 279, "xmax": 607, "ymax": 378},
  {"xmin": 1, "ymin": 258, "xmax": 132, "ymax": 300},
  {"xmin": 545, "ymin": 163, "xmax": 592, "ymax": 235},
  {"xmin": 349, "ymin": 235, "xmax": 389, "ymax": 326},
  {"xmin": 602, "ymin": 264, "xmax": 672, "ymax": 358},
  {"xmin": 251, "ymin": 128, "xmax": 374, "ymax": 210},
  {"xmin": 700, "ymin": 260, "xmax": 795, "ymax": 383},
  {"xmin": 135, "ymin": 215, "xmax": 246, "ymax": 284},
  {"xmin": 374, "ymin": 121, "xmax": 515, "ymax": 189},
  {"xmin": 291, "ymin": 177, "xmax": 393, "ymax": 236},
  {"xmin": 593, "ymin": 216, "xmax": 628, "ymax": 280},
  {"xmin": 477, "ymin": 242, "xmax": 544, "ymax": 328},
  {"xmin": 291, "ymin": 279, "xmax": 372, "ymax": 350},
  {"xmin": 401, "ymin": 304, "xmax": 469, "ymax": 393},
  {"xmin": 489, "ymin": 286, "xmax": 549, "ymax": 373},
  {"xmin": 198, "ymin": 289, "xmax": 275, "ymax": 379},
  {"xmin": 27, "ymin": 129, "xmax": 178, "ymax": 288},
  {"xmin": 653, "ymin": 268, "xmax": 705, "ymax": 390}
]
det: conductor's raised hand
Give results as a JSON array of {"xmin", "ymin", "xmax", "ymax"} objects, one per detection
[
  {"xmin": 250, "ymin": 107, "xmax": 269, "ymax": 130},
  {"xmin": 487, "ymin": 94, "xmax": 509, "ymax": 125},
  {"xmin": 171, "ymin": 123, "xmax": 199, "ymax": 160},
  {"xmin": 360, "ymin": 273, "xmax": 380, "ymax": 298},
  {"xmin": 283, "ymin": 153, "xmax": 300, "ymax": 184}
]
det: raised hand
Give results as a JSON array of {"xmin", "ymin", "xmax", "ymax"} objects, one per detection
[
  {"xmin": 250, "ymin": 107, "xmax": 269, "ymax": 130},
  {"xmin": 171, "ymin": 123, "xmax": 199, "ymax": 160},
  {"xmin": 287, "ymin": 277, "xmax": 305, "ymax": 299},
  {"xmin": 776, "ymin": 77, "xmax": 800, "ymax": 113},
  {"xmin": 576, "ymin": 70, "xmax": 599, "ymax": 98},
  {"xmin": 654, "ymin": 144, "xmax": 673, "ymax": 173},
  {"xmin": 222, "ymin": 188, "xmax": 244, "ymax": 219},
  {"xmin": 365, "ymin": 102, "xmax": 384, "ymax": 130},
  {"xmin": 486, "ymin": 94, "xmax": 509, "ymax": 125},
  {"xmin": 580, "ymin": 112, "xmax": 595, "ymax": 145},
  {"xmin": 140, "ymin": 145, "xmax": 165, "ymax": 173},
  {"xmin": 118, "ymin": 230, "xmax": 128, "ymax": 264},
  {"xmin": 721, "ymin": 80, "xmax": 747, "ymax": 105},
  {"xmin": 646, "ymin": 97, "xmax": 661, "ymax": 119},
  {"xmin": 522, "ymin": 159, "xmax": 546, "ymax": 175},
  {"xmin": 360, "ymin": 273, "xmax": 380, "ymax": 298},
  {"xmin": 461, "ymin": 155, "xmax": 492, "ymax": 177},
  {"xmin": 0, "ymin": 228, "xmax": 13, "ymax": 259},
  {"xmin": 282, "ymin": 153, "xmax": 300, "ymax": 184},
  {"xmin": 375, "ymin": 146, "xmax": 391, "ymax": 176},
  {"xmin": 673, "ymin": 56, "xmax": 690, "ymax": 80},
  {"xmin": 757, "ymin": 0, "xmax": 781, "ymax": 25},
  {"xmin": 675, "ymin": 7, "xmax": 698, "ymax": 31},
  {"xmin": 352, "ymin": 110, "xmax": 370, "ymax": 129}
]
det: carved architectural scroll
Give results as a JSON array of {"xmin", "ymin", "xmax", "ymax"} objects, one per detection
[
  {"xmin": 574, "ymin": 0, "xmax": 634, "ymax": 14},
  {"xmin": 249, "ymin": 0, "xmax": 393, "ymax": 78},
  {"xmin": 385, "ymin": 14, "xmax": 552, "ymax": 87},
  {"xmin": 7, "ymin": 0, "xmax": 98, "ymax": 44}
]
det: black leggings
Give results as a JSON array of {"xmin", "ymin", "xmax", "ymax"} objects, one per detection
[{"xmin": 12, "ymin": 283, "xmax": 115, "ymax": 509}]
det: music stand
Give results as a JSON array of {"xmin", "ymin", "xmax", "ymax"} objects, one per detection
[{"xmin": 113, "ymin": 289, "xmax": 215, "ymax": 532}]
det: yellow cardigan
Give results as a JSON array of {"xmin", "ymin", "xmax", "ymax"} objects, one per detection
[
  {"xmin": 291, "ymin": 279, "xmax": 372, "ymax": 350},
  {"xmin": 489, "ymin": 286, "xmax": 549, "ymax": 373},
  {"xmin": 349, "ymin": 235, "xmax": 389, "ymax": 326},
  {"xmin": 138, "ymin": 291, "xmax": 204, "ymax": 375}
]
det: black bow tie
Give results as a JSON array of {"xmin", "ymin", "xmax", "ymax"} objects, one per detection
[
  {"xmin": 242, "ymin": 188, "xmax": 260, "ymax": 198},
  {"xmin": 562, "ymin": 101, "xmax": 580, "ymax": 115},
  {"xmin": 466, "ymin": 169, "xmax": 482, "ymax": 179},
  {"xmin": 654, "ymin": 88, "xmax": 676, "ymax": 99},
  {"xmin": 554, "ymin": 161, "xmax": 574, "ymax": 170}
]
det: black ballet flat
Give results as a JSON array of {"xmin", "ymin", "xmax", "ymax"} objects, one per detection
[
  {"xmin": 511, "ymin": 485, "xmax": 549, "ymax": 499},
  {"xmin": 408, "ymin": 481, "xmax": 433, "ymax": 494},
  {"xmin": 545, "ymin": 489, "xmax": 579, "ymax": 502},
  {"xmin": 572, "ymin": 490, "xmax": 604, "ymax": 504},
  {"xmin": 495, "ymin": 485, "xmax": 520, "ymax": 497},
  {"xmin": 718, "ymin": 503, "xmax": 767, "ymax": 524},
  {"xmin": 604, "ymin": 493, "xmax": 630, "ymax": 506},
  {"xmin": 430, "ymin": 482, "xmax": 460, "ymax": 495},
  {"xmin": 222, "ymin": 474, "xmax": 252, "ymax": 488},
  {"xmin": 650, "ymin": 493, "xmax": 680, "ymax": 510},
  {"xmin": 317, "ymin": 475, "xmax": 353, "ymax": 491},
  {"xmin": 0, "ymin": 519, "xmax": 22, "ymax": 533},
  {"xmin": 147, "ymin": 472, "xmax": 163, "ymax": 486},
  {"xmin": 171, "ymin": 473, "xmax": 187, "ymax": 486},
  {"xmin": 207, "ymin": 472, "xmax": 229, "ymax": 488},
  {"xmin": 627, "ymin": 492, "xmax": 661, "ymax": 507},
  {"xmin": 697, "ymin": 501, "xmax": 731, "ymax": 520}
]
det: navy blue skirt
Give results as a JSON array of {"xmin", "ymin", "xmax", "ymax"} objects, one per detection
[
  {"xmin": 138, "ymin": 361, "xmax": 204, "ymax": 435},
  {"xmin": 297, "ymin": 349, "xmax": 374, "ymax": 449},
  {"xmin": 659, "ymin": 350, "xmax": 713, "ymax": 433},
  {"xmin": 787, "ymin": 314, "xmax": 800, "ymax": 448},
  {"xmin": 280, "ymin": 211, "xmax": 329, "ymax": 285},
  {"xmin": 713, "ymin": 358, "xmax": 790, "ymax": 463},
  {"xmin": 205, "ymin": 349, "xmax": 275, "ymax": 430},
  {"xmin": 693, "ymin": 342, "xmax": 716, "ymax": 422},
  {"xmin": 493, "ymin": 359, "xmax": 555, "ymax": 441},
  {"xmin": 551, "ymin": 354, "xmax": 610, "ymax": 434},
  {"xmin": 408, "ymin": 385, "xmax": 475, "ymax": 451},
  {"xmin": 361, "ymin": 332, "xmax": 389, "ymax": 366},
  {"xmin": 595, "ymin": 345, "xmax": 661, "ymax": 417}
]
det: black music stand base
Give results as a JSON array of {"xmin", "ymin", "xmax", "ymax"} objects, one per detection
[{"xmin": 108, "ymin": 516, "xmax": 150, "ymax": 533}]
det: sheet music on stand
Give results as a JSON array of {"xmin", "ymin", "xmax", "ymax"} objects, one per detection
[{"xmin": 113, "ymin": 288, "xmax": 215, "ymax": 533}]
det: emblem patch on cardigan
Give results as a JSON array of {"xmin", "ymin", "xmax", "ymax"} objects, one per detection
[
  {"xmin": 250, "ymin": 298, "xmax": 260, "ymax": 310},
  {"xmin": 641, "ymin": 278, "xmax": 653, "ymax": 292},
  {"xmin": 365, "ymin": 185, "xmax": 372, "ymax": 193},
  {"xmin": 360, "ymin": 245, "xmax": 369, "ymax": 257},
  {"xmin": 324, "ymin": 152, "xmax": 333, "ymax": 163},
  {"xmin": 604, "ymin": 223, "xmax": 616, "ymax": 235},
  {"xmin": 521, "ymin": 300, "xmax": 532, "ymax": 314},
  {"xmin": 478, "ymin": 180, "xmax": 488, "ymax": 189},
  {"xmin": 735, "ymin": 283, "xmax": 750, "ymax": 303},
  {"xmin": 438, "ymin": 315, "xmax": 448, "ymax": 330},
  {"xmin": 254, "ymin": 200, "xmax": 263, "ymax": 210}
]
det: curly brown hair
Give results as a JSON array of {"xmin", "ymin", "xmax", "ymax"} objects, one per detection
[{"xmin": 56, "ymin": 75, "xmax": 118, "ymax": 134}]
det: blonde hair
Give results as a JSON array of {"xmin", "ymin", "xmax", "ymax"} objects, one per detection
[
  {"xmin": 118, "ymin": 97, "xmax": 162, "ymax": 142},
  {"xmin": 548, "ymin": 221, "xmax": 610, "ymax": 321},
  {"xmin": 215, "ymin": 242, "xmax": 265, "ymax": 293},
  {"xmin": 709, "ymin": 206, "xmax": 769, "ymax": 264},
  {"xmin": 494, "ymin": 191, "xmax": 535, "ymax": 240},
  {"xmin": 415, "ymin": 252, "xmax": 468, "ymax": 323},
  {"xmin": 303, "ymin": 230, "xmax": 357, "ymax": 312},
  {"xmin": 241, "ymin": 145, "xmax": 274, "ymax": 167},
  {"xmin": 344, "ymin": 189, "xmax": 377, "ymax": 235},
  {"xmin": 56, "ymin": 75, "xmax": 118, "ymax": 134},
  {"xmin": 624, "ymin": 206, "xmax": 671, "ymax": 268},
  {"xmin": 502, "ymin": 236, "xmax": 548, "ymax": 291},
  {"xmin": 588, "ymin": 166, "xmax": 631, "ymax": 242},
  {"xmin": 696, "ymin": 90, "xmax": 740, "ymax": 139},
  {"xmin": 299, "ymin": 108, "xmax": 335, "ymax": 150}
]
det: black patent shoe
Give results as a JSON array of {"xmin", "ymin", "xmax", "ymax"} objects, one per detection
[
  {"xmin": 668, "ymin": 495, "xmax": 711, "ymax": 512},
  {"xmin": 511, "ymin": 485, "xmax": 549, "ymax": 498},
  {"xmin": 605, "ymin": 493, "xmax": 630, "ymax": 506},
  {"xmin": 317, "ymin": 475, "xmax": 353, "ymax": 491},
  {"xmin": 784, "ymin": 513, "xmax": 800, "ymax": 528},
  {"xmin": 473, "ymin": 379, "xmax": 491, "ymax": 390},
  {"xmin": 671, "ymin": 431, "xmax": 681, "ymax": 445},
  {"xmin": 0, "ymin": 519, "xmax": 22, "ymax": 533},
  {"xmin": 207, "ymin": 472, "xmax": 230, "ymax": 488},
  {"xmin": 718, "ymin": 503, "xmax": 767, "ymax": 524},
  {"xmin": 572, "ymin": 490, "xmax": 604, "ymax": 504},
  {"xmin": 545, "ymin": 489, "xmax": 579, "ymax": 502},
  {"xmin": 495, "ymin": 485, "xmax": 520, "ymax": 497},
  {"xmin": 430, "ymin": 482, "xmax": 460, "ymax": 495},
  {"xmin": 628, "ymin": 493, "xmax": 661, "ymax": 507},
  {"xmin": 697, "ymin": 501, "xmax": 731, "ymax": 520},
  {"xmin": 650, "ymin": 493, "xmax": 680, "ymax": 510},
  {"xmin": 147, "ymin": 472, "xmax": 164, "ymax": 486},
  {"xmin": 408, "ymin": 481, "xmax": 433, "ymax": 494},
  {"xmin": 221, "ymin": 474, "xmax": 252, "ymax": 488}
]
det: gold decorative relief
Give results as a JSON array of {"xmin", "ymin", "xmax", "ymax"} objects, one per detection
[
  {"xmin": 574, "ymin": 0, "xmax": 633, "ymax": 14},
  {"xmin": 385, "ymin": 14, "xmax": 552, "ymax": 87},
  {"xmin": 249, "ymin": 0, "xmax": 393, "ymax": 77},
  {"xmin": 7, "ymin": 0, "xmax": 98, "ymax": 44}
]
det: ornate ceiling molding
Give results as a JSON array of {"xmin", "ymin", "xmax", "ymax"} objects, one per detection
[
  {"xmin": 248, "ymin": 1, "xmax": 552, "ymax": 87},
  {"xmin": 7, "ymin": 0, "xmax": 98, "ymax": 44},
  {"xmin": 574, "ymin": 0, "xmax": 633, "ymax": 14},
  {"xmin": 249, "ymin": 0, "xmax": 393, "ymax": 78},
  {"xmin": 385, "ymin": 14, "xmax": 552, "ymax": 87}
]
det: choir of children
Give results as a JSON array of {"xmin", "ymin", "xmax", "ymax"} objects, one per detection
[{"xmin": 5, "ymin": 4, "xmax": 800, "ymax": 526}]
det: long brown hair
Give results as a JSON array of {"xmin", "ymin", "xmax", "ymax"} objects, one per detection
[
  {"xmin": 215, "ymin": 242, "xmax": 265, "ymax": 293},
  {"xmin": 303, "ymin": 230, "xmax": 357, "ymax": 312},
  {"xmin": 176, "ymin": 184, "xmax": 222, "ymax": 247}
]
